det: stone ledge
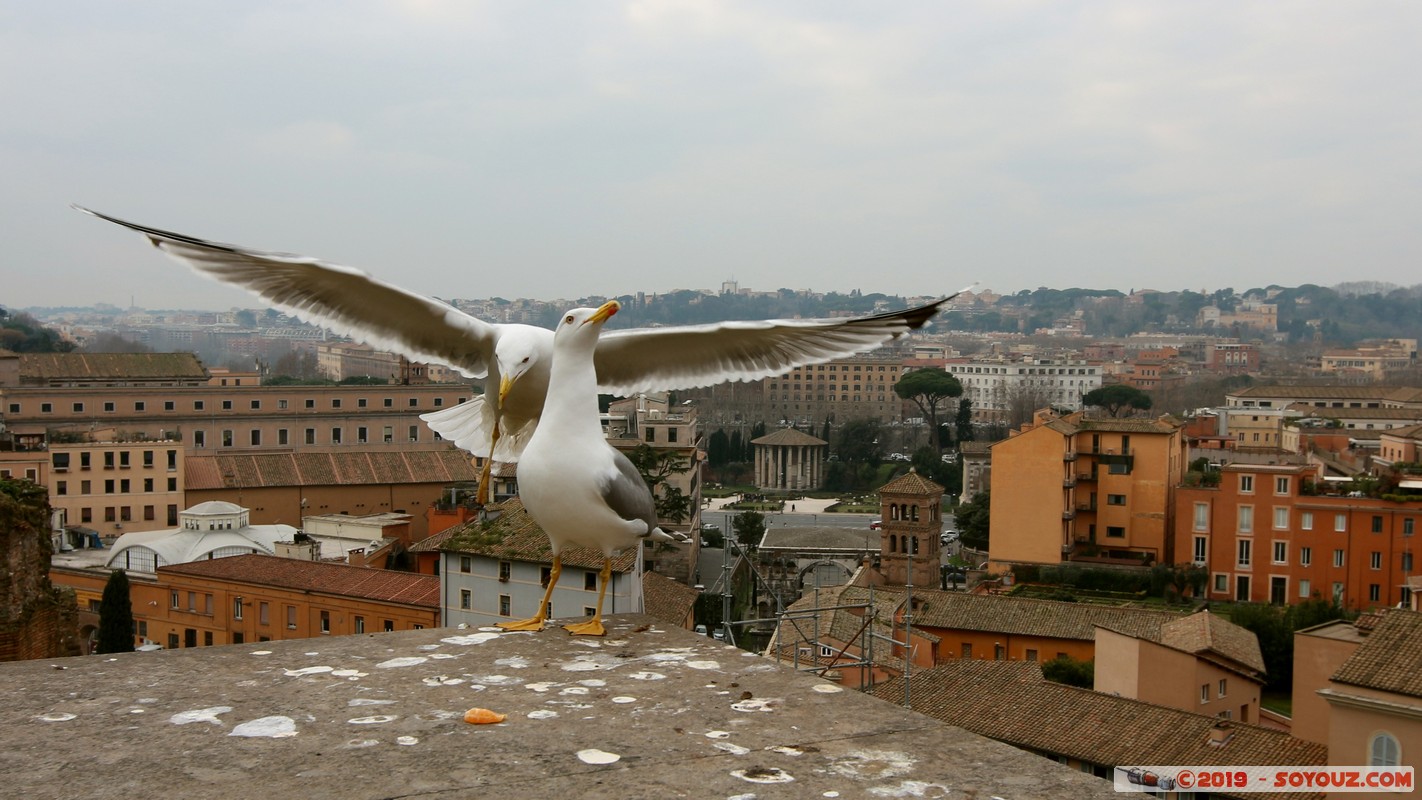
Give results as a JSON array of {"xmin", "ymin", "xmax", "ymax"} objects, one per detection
[{"xmin": 1, "ymin": 614, "xmax": 1116, "ymax": 799}]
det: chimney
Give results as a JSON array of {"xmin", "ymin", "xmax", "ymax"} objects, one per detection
[{"xmin": 1208, "ymin": 721, "xmax": 1234, "ymax": 747}]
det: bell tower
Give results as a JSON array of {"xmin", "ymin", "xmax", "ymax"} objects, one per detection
[{"xmin": 878, "ymin": 468, "xmax": 945, "ymax": 588}]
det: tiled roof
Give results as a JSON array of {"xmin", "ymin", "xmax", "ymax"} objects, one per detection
[
  {"xmin": 19, "ymin": 352, "xmax": 208, "ymax": 381},
  {"xmin": 878, "ymin": 470, "xmax": 944, "ymax": 496},
  {"xmin": 1072, "ymin": 416, "xmax": 1181, "ymax": 434},
  {"xmin": 881, "ymin": 586, "xmax": 1184, "ymax": 643},
  {"xmin": 766, "ymin": 585, "xmax": 921, "ymax": 672},
  {"xmin": 1230, "ymin": 385, "xmax": 1390, "ymax": 400},
  {"xmin": 751, "ymin": 427, "xmax": 827, "ymax": 446},
  {"xmin": 1285, "ymin": 404, "xmax": 1422, "ymax": 420},
  {"xmin": 870, "ymin": 660, "xmax": 1326, "ymax": 795},
  {"xmin": 1330, "ymin": 608, "xmax": 1422, "ymax": 698},
  {"xmin": 1160, "ymin": 610, "xmax": 1266, "ymax": 674},
  {"xmin": 436, "ymin": 497, "xmax": 638, "ymax": 573},
  {"xmin": 159, "ymin": 554, "xmax": 440, "ymax": 607},
  {"xmin": 184, "ymin": 449, "xmax": 479, "ymax": 489},
  {"xmin": 641, "ymin": 571, "xmax": 700, "ymax": 628},
  {"xmin": 958, "ymin": 441, "xmax": 992, "ymax": 455}
]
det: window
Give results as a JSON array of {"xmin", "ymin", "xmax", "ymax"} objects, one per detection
[
  {"xmin": 331, "ymin": 427, "xmax": 342, "ymax": 444},
  {"xmin": 305, "ymin": 399, "xmax": 315, "ymax": 409},
  {"xmin": 460, "ymin": 590, "xmax": 472, "ymax": 610},
  {"xmin": 1237, "ymin": 540, "xmax": 1252, "ymax": 568},
  {"xmin": 584, "ymin": 571, "xmax": 598, "ymax": 591},
  {"xmin": 1406, "ymin": 518, "xmax": 1415, "ymax": 536},
  {"xmin": 320, "ymin": 610, "xmax": 330, "ymax": 634},
  {"xmin": 222, "ymin": 430, "xmax": 233, "ymax": 447},
  {"xmin": 1369, "ymin": 732, "xmax": 1401, "ymax": 767},
  {"xmin": 354, "ymin": 616, "xmax": 365, "ymax": 634},
  {"xmin": 250, "ymin": 430, "xmax": 261, "ymax": 446},
  {"xmin": 1218, "ymin": 679, "xmax": 1227, "ymax": 698},
  {"xmin": 278, "ymin": 429, "xmax": 289, "ymax": 445},
  {"xmin": 1369, "ymin": 584, "xmax": 1381, "ymax": 602},
  {"xmin": 459, "ymin": 556, "xmax": 472, "ymax": 573},
  {"xmin": 961, "ymin": 643, "xmax": 972, "ymax": 658},
  {"xmin": 221, "ymin": 400, "xmax": 232, "ymax": 410},
  {"xmin": 384, "ymin": 398, "xmax": 393, "ymax": 408},
  {"xmin": 1335, "ymin": 514, "xmax": 1347, "ymax": 532},
  {"xmin": 1025, "ymin": 649, "xmax": 1038, "ymax": 662},
  {"xmin": 1193, "ymin": 502, "xmax": 1209, "ymax": 532},
  {"xmin": 1275, "ymin": 476, "xmax": 1289, "ymax": 495},
  {"xmin": 164, "ymin": 400, "xmax": 174, "ymax": 411},
  {"xmin": 41, "ymin": 402, "xmax": 52, "ymax": 413},
  {"xmin": 104, "ymin": 401, "xmax": 115, "ymax": 412},
  {"xmin": 1301, "ymin": 546, "xmax": 1312, "ymax": 567},
  {"xmin": 305, "ymin": 428, "xmax": 316, "ymax": 445},
  {"xmin": 234, "ymin": 597, "xmax": 244, "ymax": 620},
  {"xmin": 286, "ymin": 605, "xmax": 297, "ymax": 629},
  {"xmin": 1106, "ymin": 494, "xmax": 1126, "ymax": 506},
  {"xmin": 1333, "ymin": 549, "xmax": 1345, "ymax": 568},
  {"xmin": 409, "ymin": 425, "xmax": 419, "ymax": 442},
  {"xmin": 1238, "ymin": 506, "xmax": 1253, "ymax": 533},
  {"xmin": 1214, "ymin": 573, "xmax": 1228, "ymax": 593},
  {"xmin": 1106, "ymin": 526, "xmax": 1125, "ymax": 538},
  {"xmin": 383, "ymin": 620, "xmax": 394, "ymax": 632},
  {"xmin": 408, "ymin": 398, "xmax": 418, "ymax": 408},
  {"xmin": 540, "ymin": 566, "xmax": 552, "ymax": 586},
  {"xmin": 1272, "ymin": 541, "xmax": 1287, "ymax": 564},
  {"xmin": 358, "ymin": 398, "xmax": 367, "ymax": 408},
  {"xmin": 332, "ymin": 398, "xmax": 341, "ymax": 409},
  {"xmin": 1299, "ymin": 579, "xmax": 1311, "ymax": 598},
  {"xmin": 278, "ymin": 399, "xmax": 288, "ymax": 410},
  {"xmin": 1404, "ymin": 552, "xmax": 1414, "ymax": 572},
  {"xmin": 1239, "ymin": 474, "xmax": 1254, "ymax": 493},
  {"xmin": 1371, "ymin": 515, "xmax": 1384, "ymax": 533},
  {"xmin": 1193, "ymin": 536, "xmax": 1207, "ymax": 565},
  {"xmin": 1301, "ymin": 511, "xmax": 1313, "ymax": 530},
  {"xmin": 56, "ymin": 481, "xmax": 67, "ymax": 496},
  {"xmin": 499, "ymin": 595, "xmax": 511, "ymax": 616},
  {"xmin": 194, "ymin": 400, "xmax": 205, "ymax": 411},
  {"xmin": 104, "ymin": 452, "xmax": 115, "ymax": 469},
  {"xmin": 1200, "ymin": 684, "xmax": 1209, "ymax": 704},
  {"xmin": 1273, "ymin": 507, "xmax": 1289, "ymax": 530},
  {"xmin": 171, "ymin": 590, "xmax": 180, "ymax": 609},
  {"xmin": 499, "ymin": 561, "xmax": 511, "ymax": 582},
  {"xmin": 645, "ymin": 428, "xmax": 655, "ymax": 443},
  {"xmin": 143, "ymin": 450, "xmax": 153, "ymax": 468},
  {"xmin": 73, "ymin": 402, "xmax": 84, "ymax": 413},
  {"xmin": 1370, "ymin": 551, "xmax": 1381, "ymax": 570}
]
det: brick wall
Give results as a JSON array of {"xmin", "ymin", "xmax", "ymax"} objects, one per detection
[{"xmin": 0, "ymin": 479, "xmax": 82, "ymax": 661}]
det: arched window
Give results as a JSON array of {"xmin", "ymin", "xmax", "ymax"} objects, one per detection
[
  {"xmin": 911, "ymin": 505, "xmax": 919, "ymax": 522},
  {"xmin": 1370, "ymin": 732, "xmax": 1400, "ymax": 767},
  {"xmin": 889, "ymin": 534, "xmax": 898, "ymax": 553},
  {"xmin": 911, "ymin": 536, "xmax": 919, "ymax": 554},
  {"xmin": 891, "ymin": 505, "xmax": 899, "ymax": 521}
]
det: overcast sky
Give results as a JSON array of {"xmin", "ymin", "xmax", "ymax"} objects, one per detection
[{"xmin": 3, "ymin": 2, "xmax": 1419, "ymax": 311}]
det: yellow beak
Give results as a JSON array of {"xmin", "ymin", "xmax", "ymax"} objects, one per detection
[
  {"xmin": 583, "ymin": 300, "xmax": 620, "ymax": 326},
  {"xmin": 498, "ymin": 374, "xmax": 515, "ymax": 404}
]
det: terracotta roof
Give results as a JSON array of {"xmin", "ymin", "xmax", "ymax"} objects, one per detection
[
  {"xmin": 870, "ymin": 660, "xmax": 1326, "ymax": 798},
  {"xmin": 19, "ymin": 352, "xmax": 207, "ymax": 381},
  {"xmin": 765, "ymin": 585, "xmax": 926, "ymax": 672},
  {"xmin": 882, "ymin": 586, "xmax": 1184, "ymax": 643},
  {"xmin": 184, "ymin": 449, "xmax": 479, "ymax": 489},
  {"xmin": 1330, "ymin": 608, "xmax": 1422, "ymax": 698},
  {"xmin": 641, "ymin": 571, "xmax": 700, "ymax": 628},
  {"xmin": 1229, "ymin": 385, "xmax": 1390, "ymax": 400},
  {"xmin": 958, "ymin": 441, "xmax": 992, "ymax": 455},
  {"xmin": 878, "ymin": 469, "xmax": 944, "ymax": 496},
  {"xmin": 158, "ymin": 554, "xmax": 440, "ymax": 607},
  {"xmin": 751, "ymin": 427, "xmax": 827, "ymax": 447},
  {"xmin": 1159, "ymin": 610, "xmax": 1266, "ymax": 675},
  {"xmin": 435, "ymin": 497, "xmax": 638, "ymax": 573}
]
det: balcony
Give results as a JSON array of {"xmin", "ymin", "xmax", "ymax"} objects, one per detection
[
  {"xmin": 1075, "ymin": 502, "xmax": 1096, "ymax": 513},
  {"xmin": 1062, "ymin": 451, "xmax": 1077, "ymax": 462},
  {"xmin": 1076, "ymin": 473, "xmax": 1096, "ymax": 482},
  {"xmin": 1061, "ymin": 510, "xmax": 1075, "ymax": 520},
  {"xmin": 1062, "ymin": 477, "xmax": 1076, "ymax": 488}
]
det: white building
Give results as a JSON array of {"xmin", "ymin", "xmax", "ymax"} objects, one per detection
[
  {"xmin": 946, "ymin": 358, "xmax": 1102, "ymax": 422},
  {"xmin": 104, "ymin": 500, "xmax": 297, "ymax": 574}
]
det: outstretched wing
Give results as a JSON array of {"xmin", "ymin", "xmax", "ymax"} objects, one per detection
[
  {"xmin": 75, "ymin": 205, "xmax": 500, "ymax": 378},
  {"xmin": 592, "ymin": 290, "xmax": 971, "ymax": 396}
]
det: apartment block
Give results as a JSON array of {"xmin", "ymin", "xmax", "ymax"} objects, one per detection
[
  {"xmin": 989, "ymin": 411, "xmax": 1186, "ymax": 567},
  {"xmin": 946, "ymin": 358, "xmax": 1101, "ymax": 423},
  {"xmin": 1175, "ymin": 464, "xmax": 1422, "ymax": 609}
]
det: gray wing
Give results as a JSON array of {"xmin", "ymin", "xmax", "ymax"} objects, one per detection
[
  {"xmin": 592, "ymin": 290, "xmax": 972, "ymax": 396},
  {"xmin": 602, "ymin": 447, "xmax": 660, "ymax": 535},
  {"xmin": 75, "ymin": 205, "xmax": 500, "ymax": 379}
]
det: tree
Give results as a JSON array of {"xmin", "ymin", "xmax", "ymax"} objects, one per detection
[
  {"xmin": 96, "ymin": 570, "xmax": 136, "ymax": 654},
  {"xmin": 625, "ymin": 444, "xmax": 694, "ymax": 523},
  {"xmin": 955, "ymin": 398, "xmax": 974, "ymax": 443},
  {"xmin": 836, "ymin": 419, "xmax": 883, "ymax": 465},
  {"xmin": 707, "ymin": 429, "xmax": 731, "ymax": 467},
  {"xmin": 1082, "ymin": 384, "xmax": 1153, "ymax": 417},
  {"xmin": 894, "ymin": 369, "xmax": 963, "ymax": 450},
  {"xmin": 1041, "ymin": 655, "xmax": 1094, "ymax": 688},
  {"xmin": 732, "ymin": 511, "xmax": 765, "ymax": 550},
  {"xmin": 956, "ymin": 489, "xmax": 990, "ymax": 551}
]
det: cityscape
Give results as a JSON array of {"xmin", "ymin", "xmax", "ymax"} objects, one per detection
[{"xmin": 2, "ymin": 276, "xmax": 1418, "ymax": 796}]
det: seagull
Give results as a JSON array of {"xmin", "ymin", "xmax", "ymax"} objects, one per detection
[
  {"xmin": 502, "ymin": 299, "xmax": 685, "ymax": 636},
  {"xmin": 75, "ymin": 206, "xmax": 971, "ymax": 500}
]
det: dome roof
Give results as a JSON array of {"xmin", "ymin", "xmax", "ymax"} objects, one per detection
[{"xmin": 185, "ymin": 500, "xmax": 244, "ymax": 515}]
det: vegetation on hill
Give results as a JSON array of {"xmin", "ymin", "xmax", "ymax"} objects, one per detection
[{"xmin": 0, "ymin": 307, "xmax": 74, "ymax": 352}]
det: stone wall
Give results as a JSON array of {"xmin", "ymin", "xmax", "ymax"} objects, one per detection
[{"xmin": 0, "ymin": 479, "xmax": 81, "ymax": 661}]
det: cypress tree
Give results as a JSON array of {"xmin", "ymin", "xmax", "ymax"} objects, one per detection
[{"xmin": 96, "ymin": 569, "xmax": 136, "ymax": 654}]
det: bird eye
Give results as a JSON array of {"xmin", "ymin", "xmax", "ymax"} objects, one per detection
[
  {"xmin": 565, "ymin": 315, "xmax": 574, "ymax": 324},
  {"xmin": 521, "ymin": 357, "xmax": 529, "ymax": 364}
]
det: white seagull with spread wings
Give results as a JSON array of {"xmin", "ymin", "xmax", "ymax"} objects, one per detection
[{"xmin": 77, "ymin": 206, "xmax": 970, "ymax": 500}]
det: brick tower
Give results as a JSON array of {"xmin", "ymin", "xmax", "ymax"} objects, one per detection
[{"xmin": 877, "ymin": 469, "xmax": 945, "ymax": 588}]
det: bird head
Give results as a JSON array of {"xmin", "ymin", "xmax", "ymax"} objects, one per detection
[
  {"xmin": 554, "ymin": 300, "xmax": 620, "ymax": 346},
  {"xmin": 495, "ymin": 332, "xmax": 542, "ymax": 404}
]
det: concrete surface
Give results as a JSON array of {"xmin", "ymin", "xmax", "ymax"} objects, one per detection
[{"xmin": 1, "ymin": 615, "xmax": 1117, "ymax": 799}]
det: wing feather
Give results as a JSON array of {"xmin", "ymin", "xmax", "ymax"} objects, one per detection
[
  {"xmin": 592, "ymin": 290, "xmax": 971, "ymax": 396},
  {"xmin": 75, "ymin": 206, "xmax": 499, "ymax": 378}
]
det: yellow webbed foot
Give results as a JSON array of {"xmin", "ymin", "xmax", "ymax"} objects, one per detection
[
  {"xmin": 563, "ymin": 618, "xmax": 606, "ymax": 637},
  {"xmin": 498, "ymin": 617, "xmax": 546, "ymax": 632}
]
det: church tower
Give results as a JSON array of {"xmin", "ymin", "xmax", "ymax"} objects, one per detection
[{"xmin": 877, "ymin": 469, "xmax": 945, "ymax": 588}]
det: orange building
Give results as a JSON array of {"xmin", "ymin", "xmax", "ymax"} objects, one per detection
[
  {"xmin": 1175, "ymin": 464, "xmax": 1422, "ymax": 609},
  {"xmin": 136, "ymin": 555, "xmax": 438, "ymax": 648},
  {"xmin": 989, "ymin": 411, "xmax": 1186, "ymax": 568}
]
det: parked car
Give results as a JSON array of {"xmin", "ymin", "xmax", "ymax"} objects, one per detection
[
  {"xmin": 869, "ymin": 519, "xmax": 883, "ymax": 530},
  {"xmin": 694, "ymin": 624, "xmax": 709, "ymax": 636},
  {"xmin": 941, "ymin": 531, "xmax": 959, "ymax": 544}
]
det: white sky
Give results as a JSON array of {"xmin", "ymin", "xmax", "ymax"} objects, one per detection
[{"xmin": 3, "ymin": 1, "xmax": 1420, "ymax": 310}]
